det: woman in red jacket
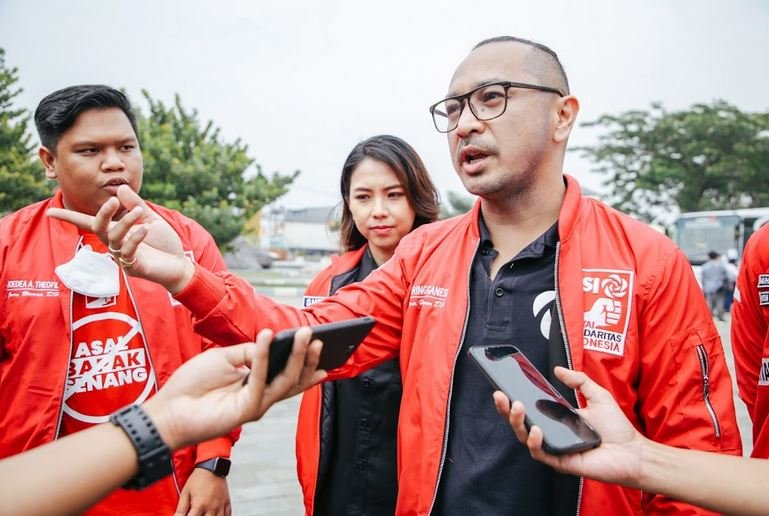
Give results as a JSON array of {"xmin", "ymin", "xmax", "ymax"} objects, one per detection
[{"xmin": 296, "ymin": 135, "xmax": 440, "ymax": 515}]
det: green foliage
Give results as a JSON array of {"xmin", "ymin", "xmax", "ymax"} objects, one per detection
[
  {"xmin": 136, "ymin": 91, "xmax": 298, "ymax": 249},
  {"xmin": 0, "ymin": 48, "xmax": 50, "ymax": 215},
  {"xmin": 440, "ymin": 190, "xmax": 475, "ymax": 218},
  {"xmin": 577, "ymin": 100, "xmax": 769, "ymax": 223}
]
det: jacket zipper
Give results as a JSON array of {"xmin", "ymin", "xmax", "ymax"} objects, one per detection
[
  {"xmin": 128, "ymin": 277, "xmax": 182, "ymax": 494},
  {"xmin": 314, "ymin": 273, "xmax": 347, "ymax": 502},
  {"xmin": 695, "ymin": 344, "xmax": 722, "ymax": 439},
  {"xmin": 53, "ymin": 288, "xmax": 76, "ymax": 440},
  {"xmin": 554, "ymin": 241, "xmax": 584, "ymax": 515},
  {"xmin": 427, "ymin": 239, "xmax": 477, "ymax": 514},
  {"xmin": 54, "ymin": 238, "xmax": 83, "ymax": 440}
]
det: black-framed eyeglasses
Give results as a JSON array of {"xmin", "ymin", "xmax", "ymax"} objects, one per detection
[{"xmin": 428, "ymin": 81, "xmax": 565, "ymax": 133}]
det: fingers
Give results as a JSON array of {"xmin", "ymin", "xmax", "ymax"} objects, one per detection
[
  {"xmin": 506, "ymin": 397, "xmax": 533, "ymax": 445},
  {"xmin": 219, "ymin": 342, "xmax": 261, "ymax": 370},
  {"xmin": 553, "ymin": 366, "xmax": 612, "ymax": 405},
  {"xmin": 491, "ymin": 390, "xmax": 554, "ymax": 464},
  {"xmin": 493, "ymin": 390, "xmax": 511, "ymax": 418},
  {"xmin": 46, "ymin": 207, "xmax": 98, "ymax": 231},
  {"xmin": 111, "ymin": 216, "xmax": 148, "ymax": 264},
  {"xmin": 93, "ymin": 196, "xmax": 122, "ymax": 235},
  {"xmin": 276, "ymin": 327, "xmax": 314, "ymax": 386},
  {"xmin": 117, "ymin": 184, "xmax": 151, "ymax": 212},
  {"xmin": 259, "ymin": 327, "xmax": 326, "ymax": 412},
  {"xmin": 299, "ymin": 337, "xmax": 326, "ymax": 387},
  {"xmin": 107, "ymin": 205, "xmax": 145, "ymax": 251},
  {"xmin": 525, "ymin": 425, "xmax": 549, "ymax": 461},
  {"xmin": 242, "ymin": 330, "xmax": 273, "ymax": 398},
  {"xmin": 174, "ymin": 488, "xmax": 192, "ymax": 515},
  {"xmin": 492, "ymin": 391, "xmax": 531, "ymax": 446},
  {"xmin": 46, "ymin": 193, "xmax": 140, "ymax": 253}
]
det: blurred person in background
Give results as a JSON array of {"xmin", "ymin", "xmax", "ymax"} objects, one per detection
[
  {"xmin": 723, "ymin": 252, "xmax": 739, "ymax": 312},
  {"xmin": 701, "ymin": 250, "xmax": 728, "ymax": 320},
  {"xmin": 296, "ymin": 135, "xmax": 440, "ymax": 515}
]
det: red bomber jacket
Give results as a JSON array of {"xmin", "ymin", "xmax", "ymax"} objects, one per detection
[
  {"xmin": 0, "ymin": 191, "xmax": 237, "ymax": 489},
  {"xmin": 295, "ymin": 246, "xmax": 369, "ymax": 515},
  {"xmin": 732, "ymin": 222, "xmax": 769, "ymax": 457},
  {"xmin": 177, "ymin": 175, "xmax": 741, "ymax": 515}
]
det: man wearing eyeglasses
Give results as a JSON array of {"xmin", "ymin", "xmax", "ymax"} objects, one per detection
[{"xmin": 49, "ymin": 37, "xmax": 742, "ymax": 515}]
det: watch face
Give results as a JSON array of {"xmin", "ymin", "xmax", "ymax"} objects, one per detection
[
  {"xmin": 215, "ymin": 458, "xmax": 231, "ymax": 477},
  {"xmin": 198, "ymin": 458, "xmax": 231, "ymax": 477}
]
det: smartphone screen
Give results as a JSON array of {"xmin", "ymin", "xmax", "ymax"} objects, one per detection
[
  {"xmin": 264, "ymin": 316, "xmax": 376, "ymax": 384},
  {"xmin": 468, "ymin": 344, "xmax": 601, "ymax": 455}
]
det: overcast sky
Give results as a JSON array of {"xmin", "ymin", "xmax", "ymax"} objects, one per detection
[{"xmin": 1, "ymin": 0, "xmax": 767, "ymax": 209}]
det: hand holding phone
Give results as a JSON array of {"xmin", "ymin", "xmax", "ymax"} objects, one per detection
[
  {"xmin": 252, "ymin": 316, "xmax": 375, "ymax": 385},
  {"xmin": 468, "ymin": 344, "xmax": 601, "ymax": 455}
]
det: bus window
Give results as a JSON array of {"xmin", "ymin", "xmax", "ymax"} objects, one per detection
[{"xmin": 673, "ymin": 215, "xmax": 740, "ymax": 266}]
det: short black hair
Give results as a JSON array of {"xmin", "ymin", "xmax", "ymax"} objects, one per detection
[
  {"xmin": 473, "ymin": 36, "xmax": 570, "ymax": 95},
  {"xmin": 34, "ymin": 85, "xmax": 139, "ymax": 152}
]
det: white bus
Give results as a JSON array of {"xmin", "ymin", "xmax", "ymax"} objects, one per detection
[{"xmin": 669, "ymin": 207, "xmax": 769, "ymax": 266}]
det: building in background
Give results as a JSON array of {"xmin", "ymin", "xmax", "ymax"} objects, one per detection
[{"xmin": 262, "ymin": 205, "xmax": 341, "ymax": 258}]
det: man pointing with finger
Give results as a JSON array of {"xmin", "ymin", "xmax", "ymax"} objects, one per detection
[{"xmin": 0, "ymin": 85, "xmax": 238, "ymax": 515}]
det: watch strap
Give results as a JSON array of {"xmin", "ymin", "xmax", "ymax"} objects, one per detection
[{"xmin": 110, "ymin": 404, "xmax": 174, "ymax": 490}]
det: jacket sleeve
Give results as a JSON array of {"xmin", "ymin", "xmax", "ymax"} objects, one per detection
[
  {"xmin": 635, "ymin": 248, "xmax": 742, "ymax": 514},
  {"xmin": 194, "ymin": 435, "xmax": 235, "ymax": 462},
  {"xmin": 174, "ymin": 253, "xmax": 407, "ymax": 378},
  {"xmin": 731, "ymin": 230, "xmax": 769, "ymax": 421},
  {"xmin": 185, "ymin": 222, "xmax": 241, "ymax": 460}
]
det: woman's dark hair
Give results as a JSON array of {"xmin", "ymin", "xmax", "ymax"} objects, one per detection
[{"xmin": 339, "ymin": 135, "xmax": 440, "ymax": 251}]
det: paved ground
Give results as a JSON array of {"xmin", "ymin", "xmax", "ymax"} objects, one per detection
[
  {"xmin": 228, "ymin": 289, "xmax": 305, "ymax": 516},
  {"xmin": 228, "ymin": 282, "xmax": 753, "ymax": 514},
  {"xmin": 228, "ymin": 395, "xmax": 304, "ymax": 515},
  {"xmin": 715, "ymin": 315, "xmax": 753, "ymax": 455}
]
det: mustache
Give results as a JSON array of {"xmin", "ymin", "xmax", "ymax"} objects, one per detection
[{"xmin": 457, "ymin": 138, "xmax": 498, "ymax": 155}]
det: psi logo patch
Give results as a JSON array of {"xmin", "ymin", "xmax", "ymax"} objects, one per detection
[
  {"xmin": 582, "ymin": 269, "xmax": 634, "ymax": 357},
  {"xmin": 758, "ymin": 274, "xmax": 769, "ymax": 289},
  {"xmin": 303, "ymin": 296, "xmax": 324, "ymax": 307}
]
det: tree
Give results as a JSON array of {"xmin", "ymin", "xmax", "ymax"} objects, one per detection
[
  {"xmin": 440, "ymin": 190, "xmax": 475, "ymax": 219},
  {"xmin": 137, "ymin": 91, "xmax": 299, "ymax": 249},
  {"xmin": 576, "ymin": 100, "xmax": 769, "ymax": 223},
  {"xmin": 0, "ymin": 48, "xmax": 50, "ymax": 215}
]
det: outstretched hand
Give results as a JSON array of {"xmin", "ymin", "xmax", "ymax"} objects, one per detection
[
  {"xmin": 143, "ymin": 327, "xmax": 327, "ymax": 451},
  {"xmin": 494, "ymin": 366, "xmax": 646, "ymax": 489},
  {"xmin": 47, "ymin": 185, "xmax": 194, "ymax": 293}
]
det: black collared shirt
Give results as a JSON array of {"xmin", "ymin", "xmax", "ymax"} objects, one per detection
[
  {"xmin": 316, "ymin": 247, "xmax": 402, "ymax": 516},
  {"xmin": 434, "ymin": 217, "xmax": 559, "ymax": 515}
]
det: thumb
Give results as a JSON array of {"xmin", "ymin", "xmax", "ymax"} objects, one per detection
[
  {"xmin": 553, "ymin": 366, "xmax": 611, "ymax": 404},
  {"xmin": 174, "ymin": 486, "xmax": 191, "ymax": 515},
  {"xmin": 116, "ymin": 184, "xmax": 152, "ymax": 214},
  {"xmin": 217, "ymin": 342, "xmax": 259, "ymax": 370}
]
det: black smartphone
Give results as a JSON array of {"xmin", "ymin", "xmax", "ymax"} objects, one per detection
[
  {"xmin": 261, "ymin": 316, "xmax": 376, "ymax": 384},
  {"xmin": 468, "ymin": 344, "xmax": 601, "ymax": 455}
]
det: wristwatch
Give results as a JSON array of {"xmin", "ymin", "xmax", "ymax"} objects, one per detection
[
  {"xmin": 195, "ymin": 457, "xmax": 232, "ymax": 478},
  {"xmin": 110, "ymin": 404, "xmax": 174, "ymax": 490}
]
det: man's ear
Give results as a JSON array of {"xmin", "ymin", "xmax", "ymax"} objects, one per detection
[
  {"xmin": 553, "ymin": 95, "xmax": 579, "ymax": 143},
  {"xmin": 39, "ymin": 146, "xmax": 57, "ymax": 179}
]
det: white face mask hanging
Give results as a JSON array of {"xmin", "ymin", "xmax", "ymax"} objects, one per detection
[{"xmin": 55, "ymin": 245, "xmax": 121, "ymax": 298}]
